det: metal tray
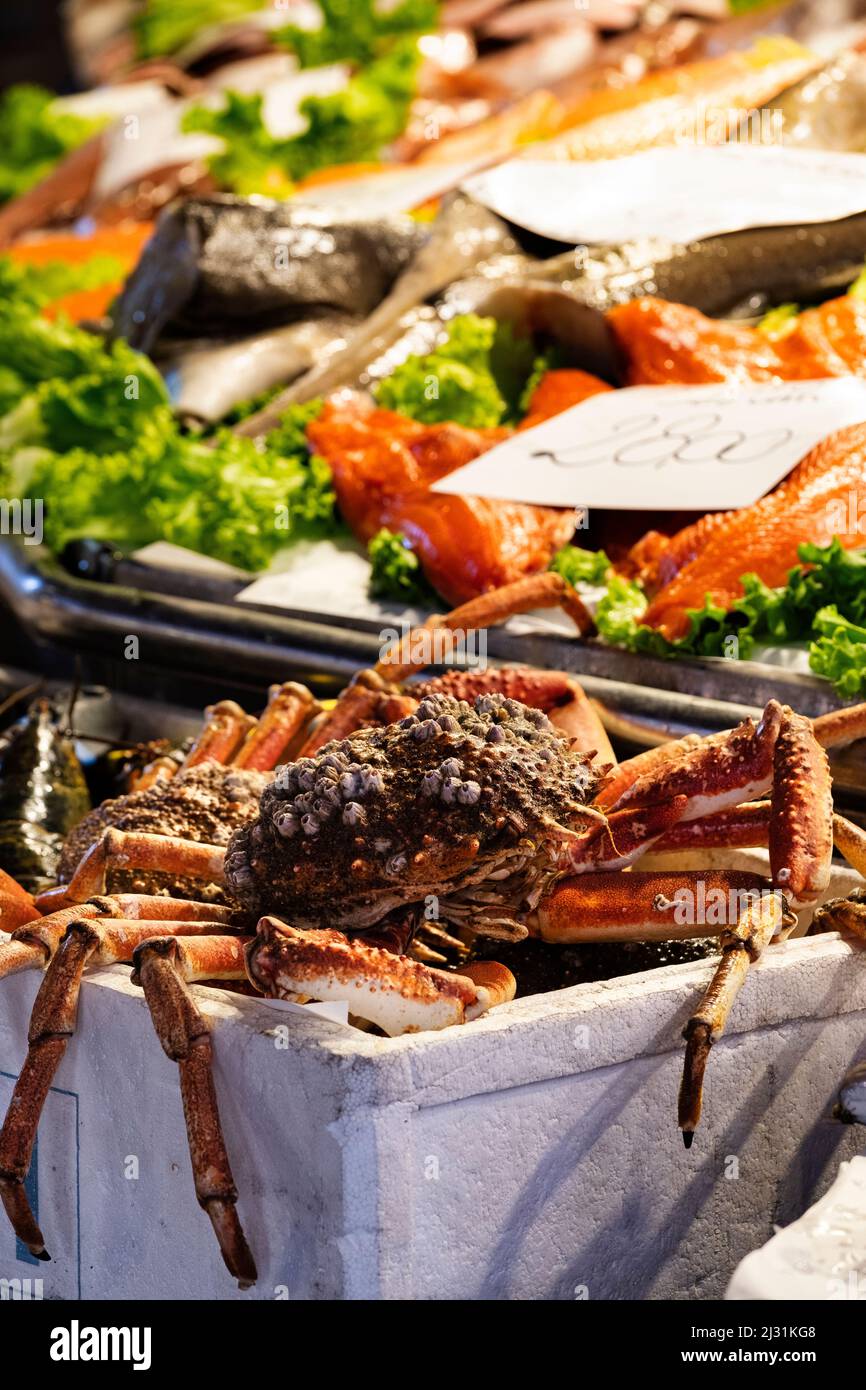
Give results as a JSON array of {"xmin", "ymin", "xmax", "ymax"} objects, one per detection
[{"xmin": 0, "ymin": 538, "xmax": 853, "ymax": 724}]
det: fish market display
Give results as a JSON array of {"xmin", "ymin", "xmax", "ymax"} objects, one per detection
[
  {"xmin": 2, "ymin": 588, "xmax": 866, "ymax": 1284},
  {"xmin": 5, "ymin": 0, "xmax": 866, "ymax": 1316}
]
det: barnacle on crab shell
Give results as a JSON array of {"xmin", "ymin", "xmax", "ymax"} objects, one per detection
[{"xmin": 225, "ymin": 692, "xmax": 600, "ymax": 933}]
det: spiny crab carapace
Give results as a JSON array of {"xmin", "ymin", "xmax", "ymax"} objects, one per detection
[{"xmin": 0, "ymin": 572, "xmax": 865, "ymax": 1289}]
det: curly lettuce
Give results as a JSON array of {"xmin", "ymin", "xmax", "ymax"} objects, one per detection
[
  {"xmin": 0, "ymin": 86, "xmax": 106, "ymax": 204},
  {"xmin": 133, "ymin": 1, "xmax": 263, "ymax": 60},
  {"xmin": 0, "ymin": 302, "xmax": 336, "ymax": 570},
  {"xmin": 375, "ymin": 314, "xmax": 557, "ymax": 429},
  {"xmin": 368, "ymin": 528, "xmax": 435, "ymax": 603},
  {"xmin": 183, "ymin": 41, "xmax": 421, "ymax": 195},
  {"xmin": 276, "ymin": 0, "xmax": 438, "ymax": 69},
  {"xmin": 549, "ymin": 545, "xmax": 610, "ymax": 588},
  {"xmin": 583, "ymin": 539, "xmax": 866, "ymax": 697}
]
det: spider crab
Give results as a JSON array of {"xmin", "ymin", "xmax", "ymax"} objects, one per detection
[{"xmin": 0, "ymin": 571, "xmax": 865, "ymax": 1289}]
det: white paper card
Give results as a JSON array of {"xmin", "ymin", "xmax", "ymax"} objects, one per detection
[
  {"xmin": 431, "ymin": 378, "xmax": 866, "ymax": 512},
  {"xmin": 463, "ymin": 147, "xmax": 866, "ymax": 245}
]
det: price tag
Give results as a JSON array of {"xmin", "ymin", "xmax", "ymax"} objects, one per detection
[{"xmin": 431, "ymin": 378, "xmax": 866, "ymax": 511}]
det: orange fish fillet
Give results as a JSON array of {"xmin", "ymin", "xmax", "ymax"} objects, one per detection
[
  {"xmin": 307, "ymin": 394, "xmax": 593, "ymax": 605},
  {"xmin": 609, "ymin": 294, "xmax": 866, "ymax": 387},
  {"xmin": 642, "ymin": 424, "xmax": 866, "ymax": 640}
]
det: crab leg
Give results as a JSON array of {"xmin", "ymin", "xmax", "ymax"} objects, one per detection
[
  {"xmin": 0, "ymin": 901, "xmax": 105, "ymax": 979},
  {"xmin": 812, "ymin": 889, "xmax": 866, "ymax": 941},
  {"xmin": 178, "ymin": 700, "xmax": 256, "ymax": 773},
  {"xmin": 769, "ymin": 709, "xmax": 833, "ymax": 908},
  {"xmin": 232, "ymin": 682, "xmax": 319, "ymax": 769},
  {"xmin": 296, "ymin": 673, "xmax": 402, "ymax": 758},
  {"xmin": 650, "ymin": 802, "xmax": 771, "ymax": 856},
  {"xmin": 563, "ymin": 796, "xmax": 690, "ymax": 872},
  {"xmin": 0, "ymin": 868, "xmax": 41, "ymax": 933},
  {"xmin": 2, "ymin": 896, "xmax": 223, "ymax": 980},
  {"xmin": 132, "ymin": 924, "xmax": 512, "ymax": 1285},
  {"xmin": 813, "ymin": 702, "xmax": 866, "ymax": 750},
  {"xmin": 596, "ymin": 701, "xmax": 784, "ymax": 817},
  {"xmin": 679, "ymin": 891, "xmax": 790, "ymax": 1146},
  {"xmin": 36, "ymin": 830, "xmax": 227, "ymax": 910},
  {"xmin": 374, "ymin": 572, "xmax": 594, "ymax": 685},
  {"xmin": 132, "ymin": 936, "xmax": 257, "ymax": 1289},
  {"xmin": 0, "ymin": 915, "xmax": 236, "ymax": 1259},
  {"xmin": 832, "ymin": 815, "xmax": 866, "ymax": 879},
  {"xmin": 531, "ymin": 870, "xmax": 773, "ymax": 943},
  {"xmin": 599, "ymin": 698, "xmax": 866, "ymax": 815}
]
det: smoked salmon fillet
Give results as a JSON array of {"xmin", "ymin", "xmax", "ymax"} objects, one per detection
[
  {"xmin": 609, "ymin": 294, "xmax": 866, "ymax": 386},
  {"xmin": 307, "ymin": 394, "xmax": 589, "ymax": 605},
  {"xmin": 307, "ymin": 370, "xmax": 611, "ymax": 605},
  {"xmin": 641, "ymin": 423, "xmax": 866, "ymax": 640}
]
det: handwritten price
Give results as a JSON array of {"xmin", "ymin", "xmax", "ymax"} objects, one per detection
[{"xmin": 533, "ymin": 411, "xmax": 793, "ymax": 471}]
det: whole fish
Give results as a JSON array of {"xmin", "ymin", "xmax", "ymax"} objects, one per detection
[
  {"xmin": 236, "ymin": 193, "xmax": 519, "ymax": 434},
  {"xmin": 111, "ymin": 195, "xmax": 428, "ymax": 353},
  {"xmin": 531, "ymin": 211, "xmax": 866, "ymax": 317},
  {"xmin": 0, "ymin": 700, "xmax": 91, "ymax": 894}
]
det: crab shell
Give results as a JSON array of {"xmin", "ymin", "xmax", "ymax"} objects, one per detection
[{"xmin": 224, "ymin": 692, "xmax": 601, "ymax": 933}]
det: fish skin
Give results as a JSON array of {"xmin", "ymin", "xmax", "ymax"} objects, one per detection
[
  {"xmin": 236, "ymin": 193, "xmax": 519, "ymax": 434},
  {"xmin": 307, "ymin": 399, "xmax": 578, "ymax": 604},
  {"xmin": 758, "ymin": 47, "xmax": 866, "ymax": 153},
  {"xmin": 620, "ymin": 291, "xmax": 866, "ymax": 605},
  {"xmin": 560, "ymin": 210, "xmax": 866, "ymax": 319},
  {"xmin": 641, "ymin": 423, "xmax": 866, "ymax": 640},
  {"xmin": 111, "ymin": 195, "xmax": 427, "ymax": 352},
  {"xmin": 529, "ymin": 41, "xmax": 818, "ymax": 161}
]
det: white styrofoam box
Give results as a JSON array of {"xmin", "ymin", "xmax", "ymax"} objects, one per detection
[
  {"xmin": 726, "ymin": 1156, "xmax": 866, "ymax": 1301},
  {"xmin": 1, "ymin": 918, "xmax": 865, "ymax": 1301}
]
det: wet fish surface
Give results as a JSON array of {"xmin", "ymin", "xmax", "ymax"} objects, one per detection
[
  {"xmin": 535, "ymin": 211, "xmax": 866, "ymax": 317},
  {"xmin": 236, "ymin": 193, "xmax": 520, "ymax": 434},
  {"xmin": 111, "ymin": 195, "xmax": 428, "ymax": 352}
]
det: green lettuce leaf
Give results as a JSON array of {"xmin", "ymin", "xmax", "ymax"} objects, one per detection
[
  {"xmin": 0, "ymin": 301, "xmax": 337, "ymax": 569},
  {"xmin": 584, "ymin": 538, "xmax": 866, "ymax": 698},
  {"xmin": 133, "ymin": 1, "xmax": 263, "ymax": 60},
  {"xmin": 0, "ymin": 86, "xmax": 105, "ymax": 204},
  {"xmin": 368, "ymin": 528, "xmax": 435, "ymax": 603},
  {"xmin": 0, "ymin": 254, "xmax": 125, "ymax": 312},
  {"xmin": 276, "ymin": 0, "xmax": 438, "ymax": 69},
  {"xmin": 182, "ymin": 41, "xmax": 421, "ymax": 195},
  {"xmin": 549, "ymin": 545, "xmax": 610, "ymax": 587},
  {"xmin": 809, "ymin": 607, "xmax": 866, "ymax": 698},
  {"xmin": 374, "ymin": 313, "xmax": 555, "ymax": 428}
]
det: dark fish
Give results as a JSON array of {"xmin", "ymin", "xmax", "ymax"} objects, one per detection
[
  {"xmin": 235, "ymin": 193, "xmax": 519, "ymax": 433},
  {"xmin": 111, "ymin": 195, "xmax": 428, "ymax": 353},
  {"xmin": 0, "ymin": 700, "xmax": 91, "ymax": 894},
  {"xmin": 533, "ymin": 211, "xmax": 866, "ymax": 317}
]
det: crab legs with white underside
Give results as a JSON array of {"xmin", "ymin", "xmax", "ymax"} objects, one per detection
[{"xmin": 0, "ymin": 572, "xmax": 864, "ymax": 1284}]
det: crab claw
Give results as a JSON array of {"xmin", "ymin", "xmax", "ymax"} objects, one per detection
[
  {"xmin": 246, "ymin": 917, "xmax": 515, "ymax": 1036},
  {"xmin": 596, "ymin": 702, "xmax": 783, "ymax": 819}
]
